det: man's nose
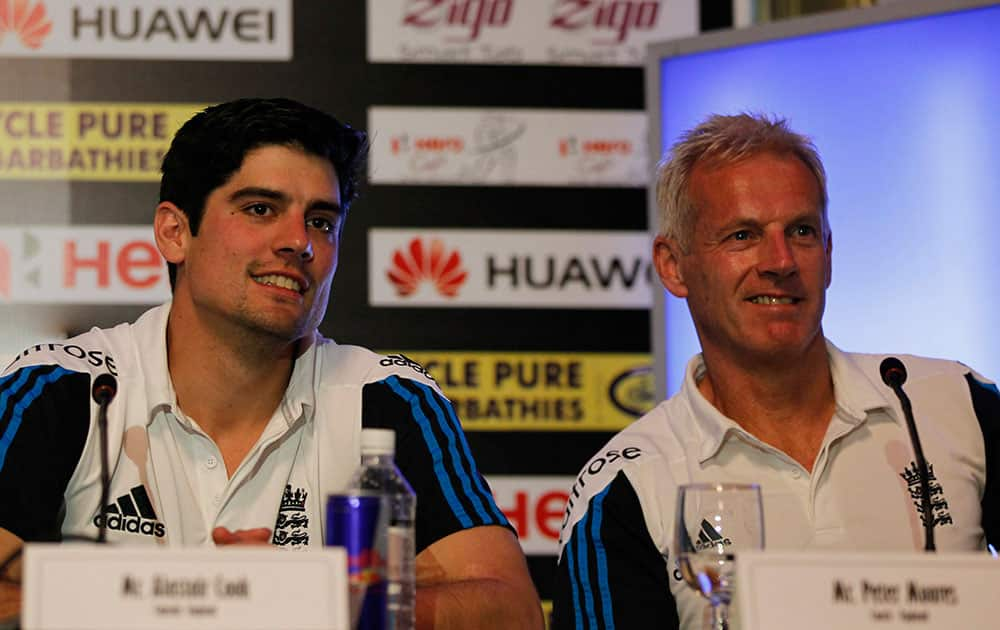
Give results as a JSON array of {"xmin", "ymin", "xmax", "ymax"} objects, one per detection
[
  {"xmin": 275, "ymin": 216, "xmax": 314, "ymax": 262},
  {"xmin": 758, "ymin": 233, "xmax": 797, "ymax": 277}
]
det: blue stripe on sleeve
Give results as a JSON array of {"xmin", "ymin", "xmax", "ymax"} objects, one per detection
[
  {"xmin": 575, "ymin": 510, "xmax": 598, "ymax": 629},
  {"xmin": 566, "ymin": 530, "xmax": 585, "ymax": 630},
  {"xmin": 435, "ymin": 387, "xmax": 508, "ymax": 525},
  {"xmin": 412, "ymin": 381, "xmax": 495, "ymax": 524},
  {"xmin": 591, "ymin": 486, "xmax": 615, "ymax": 629},
  {"xmin": 0, "ymin": 367, "xmax": 35, "ymax": 419},
  {"xmin": 0, "ymin": 366, "xmax": 72, "ymax": 472},
  {"xmin": 383, "ymin": 376, "xmax": 473, "ymax": 528}
]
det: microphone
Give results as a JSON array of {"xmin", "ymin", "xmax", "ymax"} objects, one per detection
[
  {"xmin": 879, "ymin": 357, "xmax": 935, "ymax": 552},
  {"xmin": 91, "ymin": 373, "xmax": 118, "ymax": 544}
]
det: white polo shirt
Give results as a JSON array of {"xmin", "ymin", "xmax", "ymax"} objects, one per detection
[
  {"xmin": 0, "ymin": 304, "xmax": 508, "ymax": 550},
  {"xmin": 553, "ymin": 342, "xmax": 995, "ymax": 630}
]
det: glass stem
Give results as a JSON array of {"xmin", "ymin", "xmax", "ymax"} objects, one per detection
[{"xmin": 710, "ymin": 602, "xmax": 730, "ymax": 630}]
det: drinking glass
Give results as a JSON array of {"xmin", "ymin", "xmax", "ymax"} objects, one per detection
[{"xmin": 674, "ymin": 483, "xmax": 764, "ymax": 630}]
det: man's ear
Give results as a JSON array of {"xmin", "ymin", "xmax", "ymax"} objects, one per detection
[
  {"xmin": 154, "ymin": 202, "xmax": 190, "ymax": 266},
  {"xmin": 653, "ymin": 235, "xmax": 689, "ymax": 298}
]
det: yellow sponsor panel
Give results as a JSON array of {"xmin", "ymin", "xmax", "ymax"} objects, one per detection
[
  {"xmin": 386, "ymin": 352, "xmax": 654, "ymax": 431},
  {"xmin": 0, "ymin": 102, "xmax": 204, "ymax": 181}
]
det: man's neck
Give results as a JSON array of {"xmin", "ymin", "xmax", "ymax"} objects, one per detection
[
  {"xmin": 696, "ymin": 339, "xmax": 836, "ymax": 472},
  {"xmin": 164, "ymin": 305, "xmax": 299, "ymax": 473}
]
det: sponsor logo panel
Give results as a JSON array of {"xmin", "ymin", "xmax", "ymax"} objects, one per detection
[
  {"xmin": 487, "ymin": 475, "xmax": 573, "ymax": 555},
  {"xmin": 367, "ymin": 0, "xmax": 697, "ymax": 66},
  {"xmin": 368, "ymin": 107, "xmax": 646, "ymax": 187},
  {"xmin": 0, "ymin": 102, "xmax": 201, "ymax": 181},
  {"xmin": 369, "ymin": 229, "xmax": 652, "ymax": 309},
  {"xmin": 386, "ymin": 351, "xmax": 654, "ymax": 431},
  {"xmin": 0, "ymin": 0, "xmax": 291, "ymax": 60},
  {"xmin": 0, "ymin": 226, "xmax": 169, "ymax": 303}
]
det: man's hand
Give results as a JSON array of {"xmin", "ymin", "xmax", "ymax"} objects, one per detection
[{"xmin": 211, "ymin": 527, "xmax": 272, "ymax": 546}]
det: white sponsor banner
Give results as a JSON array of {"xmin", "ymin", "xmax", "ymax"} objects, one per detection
[
  {"xmin": 369, "ymin": 107, "xmax": 647, "ymax": 187},
  {"xmin": 368, "ymin": 229, "xmax": 652, "ymax": 309},
  {"xmin": 367, "ymin": 0, "xmax": 698, "ymax": 66},
  {"xmin": 0, "ymin": 226, "xmax": 170, "ymax": 303},
  {"xmin": 487, "ymin": 476, "xmax": 572, "ymax": 556},
  {"xmin": 0, "ymin": 0, "xmax": 291, "ymax": 60}
]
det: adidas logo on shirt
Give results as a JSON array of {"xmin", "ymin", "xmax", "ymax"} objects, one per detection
[
  {"xmin": 694, "ymin": 518, "xmax": 732, "ymax": 551},
  {"xmin": 92, "ymin": 485, "xmax": 166, "ymax": 538}
]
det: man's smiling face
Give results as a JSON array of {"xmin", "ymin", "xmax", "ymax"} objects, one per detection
[
  {"xmin": 673, "ymin": 151, "xmax": 832, "ymax": 365},
  {"xmin": 175, "ymin": 144, "xmax": 343, "ymax": 342}
]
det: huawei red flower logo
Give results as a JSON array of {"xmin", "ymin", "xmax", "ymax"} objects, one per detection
[
  {"xmin": 387, "ymin": 237, "xmax": 467, "ymax": 298},
  {"xmin": 0, "ymin": 0, "xmax": 52, "ymax": 50}
]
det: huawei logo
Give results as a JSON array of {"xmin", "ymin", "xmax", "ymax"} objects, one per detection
[
  {"xmin": 0, "ymin": 0, "xmax": 52, "ymax": 50},
  {"xmin": 387, "ymin": 238, "xmax": 467, "ymax": 298}
]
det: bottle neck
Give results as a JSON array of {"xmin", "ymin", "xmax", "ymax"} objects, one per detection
[{"xmin": 361, "ymin": 452, "xmax": 395, "ymax": 466}]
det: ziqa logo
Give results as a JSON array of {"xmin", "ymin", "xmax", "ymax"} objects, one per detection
[
  {"xmin": 693, "ymin": 519, "xmax": 732, "ymax": 551},
  {"xmin": 93, "ymin": 485, "xmax": 166, "ymax": 538},
  {"xmin": 387, "ymin": 237, "xmax": 467, "ymax": 298},
  {"xmin": 402, "ymin": 0, "xmax": 513, "ymax": 43},
  {"xmin": 0, "ymin": 0, "xmax": 52, "ymax": 50}
]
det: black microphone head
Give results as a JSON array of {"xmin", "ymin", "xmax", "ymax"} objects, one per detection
[
  {"xmin": 91, "ymin": 373, "xmax": 118, "ymax": 404},
  {"xmin": 879, "ymin": 357, "xmax": 907, "ymax": 388}
]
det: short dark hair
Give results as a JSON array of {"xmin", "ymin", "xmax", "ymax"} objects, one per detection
[{"xmin": 159, "ymin": 97, "xmax": 368, "ymax": 286}]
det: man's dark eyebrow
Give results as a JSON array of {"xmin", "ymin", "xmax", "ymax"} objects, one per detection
[
  {"xmin": 308, "ymin": 199, "xmax": 343, "ymax": 214},
  {"xmin": 228, "ymin": 187, "xmax": 287, "ymax": 203},
  {"xmin": 228, "ymin": 187, "xmax": 342, "ymax": 213}
]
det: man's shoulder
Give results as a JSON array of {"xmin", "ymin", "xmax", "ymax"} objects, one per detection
[
  {"xmin": 579, "ymin": 405, "xmax": 676, "ymax": 482},
  {"xmin": 841, "ymin": 349, "xmax": 987, "ymax": 386},
  {"xmin": 557, "ymin": 404, "xmax": 677, "ymax": 553},
  {"xmin": 2, "ymin": 318, "xmax": 139, "ymax": 379},
  {"xmin": 315, "ymin": 343, "xmax": 439, "ymax": 389}
]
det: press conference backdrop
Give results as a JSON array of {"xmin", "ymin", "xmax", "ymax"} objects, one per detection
[
  {"xmin": 647, "ymin": 0, "xmax": 1000, "ymax": 397},
  {"xmin": 0, "ymin": 0, "xmax": 736, "ymax": 612}
]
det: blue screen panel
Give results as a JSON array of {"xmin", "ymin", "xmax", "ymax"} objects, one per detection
[{"xmin": 658, "ymin": 5, "xmax": 1000, "ymax": 394}]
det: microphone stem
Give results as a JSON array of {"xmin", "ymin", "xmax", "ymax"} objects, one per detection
[
  {"xmin": 892, "ymin": 383, "xmax": 935, "ymax": 552},
  {"xmin": 97, "ymin": 400, "xmax": 110, "ymax": 544}
]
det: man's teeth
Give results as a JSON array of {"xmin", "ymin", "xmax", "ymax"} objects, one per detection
[
  {"xmin": 749, "ymin": 296, "xmax": 795, "ymax": 305},
  {"xmin": 254, "ymin": 274, "xmax": 301, "ymax": 292}
]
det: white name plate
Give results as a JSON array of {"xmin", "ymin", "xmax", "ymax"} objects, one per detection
[
  {"xmin": 22, "ymin": 544, "xmax": 348, "ymax": 629},
  {"xmin": 736, "ymin": 551, "xmax": 997, "ymax": 629}
]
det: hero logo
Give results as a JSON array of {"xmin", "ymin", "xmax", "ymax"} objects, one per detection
[
  {"xmin": 559, "ymin": 137, "xmax": 632, "ymax": 156},
  {"xmin": 551, "ymin": 0, "xmax": 659, "ymax": 44},
  {"xmin": 63, "ymin": 239, "xmax": 163, "ymax": 289},
  {"xmin": 387, "ymin": 237, "xmax": 468, "ymax": 298},
  {"xmin": 390, "ymin": 134, "xmax": 464, "ymax": 155},
  {"xmin": 402, "ymin": 0, "xmax": 513, "ymax": 43},
  {"xmin": 0, "ymin": 0, "xmax": 52, "ymax": 50},
  {"xmin": 499, "ymin": 488, "xmax": 568, "ymax": 554}
]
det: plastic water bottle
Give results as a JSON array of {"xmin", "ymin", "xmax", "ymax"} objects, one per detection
[{"xmin": 350, "ymin": 428, "xmax": 416, "ymax": 630}]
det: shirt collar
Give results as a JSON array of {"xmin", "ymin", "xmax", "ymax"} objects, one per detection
[
  {"xmin": 135, "ymin": 302, "xmax": 320, "ymax": 429},
  {"xmin": 681, "ymin": 339, "xmax": 894, "ymax": 463}
]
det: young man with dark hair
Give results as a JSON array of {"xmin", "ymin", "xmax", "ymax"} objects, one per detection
[{"xmin": 0, "ymin": 98, "xmax": 543, "ymax": 629}]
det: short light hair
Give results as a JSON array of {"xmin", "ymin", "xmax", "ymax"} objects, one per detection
[{"xmin": 655, "ymin": 113, "xmax": 829, "ymax": 252}]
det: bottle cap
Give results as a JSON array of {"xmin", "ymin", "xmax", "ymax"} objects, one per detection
[{"xmin": 360, "ymin": 428, "xmax": 395, "ymax": 456}]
